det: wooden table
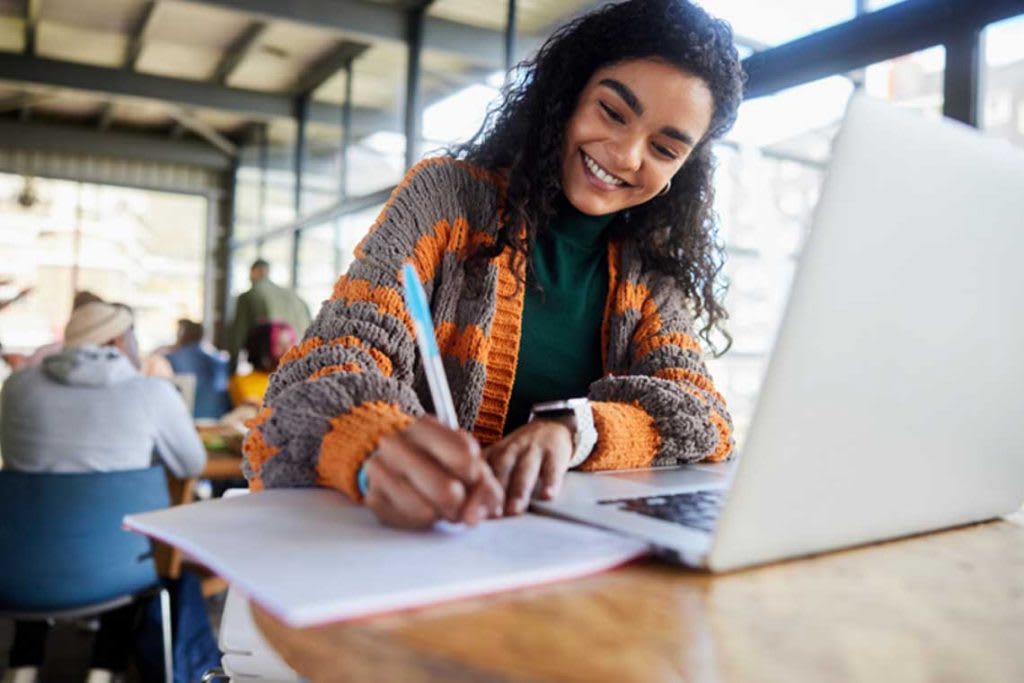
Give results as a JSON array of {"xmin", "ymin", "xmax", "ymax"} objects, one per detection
[{"xmin": 251, "ymin": 511, "xmax": 1024, "ymax": 683}]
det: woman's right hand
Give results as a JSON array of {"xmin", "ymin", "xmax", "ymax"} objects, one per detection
[{"xmin": 363, "ymin": 416, "xmax": 505, "ymax": 530}]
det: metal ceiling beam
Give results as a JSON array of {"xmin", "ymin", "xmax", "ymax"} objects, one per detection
[
  {"xmin": 291, "ymin": 40, "xmax": 369, "ymax": 96},
  {"xmin": 0, "ymin": 52, "xmax": 400, "ymax": 133},
  {"xmin": 167, "ymin": 107, "xmax": 239, "ymax": 156},
  {"xmin": 742, "ymin": 0, "xmax": 1024, "ymax": 99},
  {"xmin": 213, "ymin": 21, "xmax": 267, "ymax": 85},
  {"xmin": 124, "ymin": 0, "xmax": 160, "ymax": 70},
  {"xmin": 0, "ymin": 117, "xmax": 233, "ymax": 170},
  {"xmin": 190, "ymin": 0, "xmax": 541, "ymax": 70},
  {"xmin": 23, "ymin": 0, "xmax": 40, "ymax": 55},
  {"xmin": 97, "ymin": 101, "xmax": 115, "ymax": 129}
]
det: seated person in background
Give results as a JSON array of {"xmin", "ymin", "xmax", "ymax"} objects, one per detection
[
  {"xmin": 166, "ymin": 318, "xmax": 231, "ymax": 419},
  {"xmin": 228, "ymin": 320, "xmax": 297, "ymax": 408},
  {"xmin": 0, "ymin": 301, "xmax": 207, "ymax": 683}
]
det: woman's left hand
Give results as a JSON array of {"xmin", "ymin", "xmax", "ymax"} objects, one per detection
[{"xmin": 484, "ymin": 419, "xmax": 573, "ymax": 516}]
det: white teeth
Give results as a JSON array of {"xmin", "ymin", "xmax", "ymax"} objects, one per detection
[{"xmin": 583, "ymin": 152, "xmax": 624, "ymax": 187}]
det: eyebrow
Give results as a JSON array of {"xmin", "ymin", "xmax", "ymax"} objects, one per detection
[{"xmin": 598, "ymin": 77, "xmax": 697, "ymax": 148}]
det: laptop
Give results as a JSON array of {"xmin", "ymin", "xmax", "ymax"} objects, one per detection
[{"xmin": 533, "ymin": 94, "xmax": 1024, "ymax": 572}]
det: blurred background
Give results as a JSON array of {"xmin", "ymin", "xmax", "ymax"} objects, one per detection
[{"xmin": 0, "ymin": 0, "xmax": 1021, "ymax": 446}]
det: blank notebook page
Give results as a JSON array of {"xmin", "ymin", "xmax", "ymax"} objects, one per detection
[{"xmin": 125, "ymin": 488, "xmax": 648, "ymax": 627}]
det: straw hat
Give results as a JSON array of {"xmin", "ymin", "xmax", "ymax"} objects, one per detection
[{"xmin": 64, "ymin": 302, "xmax": 133, "ymax": 348}]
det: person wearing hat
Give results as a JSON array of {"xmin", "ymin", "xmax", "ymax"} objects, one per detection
[
  {"xmin": 1, "ymin": 300, "xmax": 206, "ymax": 475},
  {"xmin": 0, "ymin": 302, "xmax": 207, "ymax": 683}
]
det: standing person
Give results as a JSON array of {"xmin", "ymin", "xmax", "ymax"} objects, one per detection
[
  {"xmin": 243, "ymin": 0, "xmax": 742, "ymax": 530},
  {"xmin": 228, "ymin": 259, "xmax": 311, "ymax": 373},
  {"xmin": 166, "ymin": 318, "xmax": 232, "ymax": 419},
  {"xmin": 0, "ymin": 301, "xmax": 206, "ymax": 682},
  {"xmin": 228, "ymin": 321, "xmax": 298, "ymax": 409}
]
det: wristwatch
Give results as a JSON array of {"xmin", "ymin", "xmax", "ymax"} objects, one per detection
[{"xmin": 528, "ymin": 397, "xmax": 597, "ymax": 469}]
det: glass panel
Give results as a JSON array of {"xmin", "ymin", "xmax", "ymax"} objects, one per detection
[
  {"xmin": 982, "ymin": 15, "xmax": 1024, "ymax": 147},
  {"xmin": 0, "ymin": 174, "xmax": 205, "ymax": 359},
  {"xmin": 297, "ymin": 221, "xmax": 340, "ymax": 315},
  {"xmin": 260, "ymin": 235, "xmax": 293, "ymax": 290},
  {"xmin": 697, "ymin": 0, "xmax": 854, "ymax": 48},
  {"xmin": 346, "ymin": 42, "xmax": 407, "ymax": 195},
  {"xmin": 711, "ymin": 48, "xmax": 945, "ymax": 446},
  {"xmin": 230, "ymin": 242, "xmax": 260, "ymax": 303}
]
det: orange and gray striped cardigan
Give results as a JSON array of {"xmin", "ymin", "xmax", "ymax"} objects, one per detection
[{"xmin": 243, "ymin": 157, "xmax": 733, "ymax": 501}]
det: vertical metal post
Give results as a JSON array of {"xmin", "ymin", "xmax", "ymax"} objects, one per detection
[
  {"xmin": 216, "ymin": 160, "xmax": 237, "ymax": 349},
  {"xmin": 404, "ymin": 4, "xmax": 427, "ymax": 170},
  {"xmin": 71, "ymin": 182, "xmax": 83, "ymax": 296},
  {"xmin": 943, "ymin": 28, "xmax": 981, "ymax": 126},
  {"xmin": 203, "ymin": 189, "xmax": 217, "ymax": 343},
  {"xmin": 258, "ymin": 122, "xmax": 268, "ymax": 246},
  {"xmin": 292, "ymin": 93, "xmax": 309, "ymax": 288},
  {"xmin": 336, "ymin": 60, "xmax": 354, "ymax": 276},
  {"xmin": 505, "ymin": 0, "xmax": 517, "ymax": 73}
]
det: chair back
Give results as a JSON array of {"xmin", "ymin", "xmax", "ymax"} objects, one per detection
[{"xmin": 0, "ymin": 466, "xmax": 170, "ymax": 612}]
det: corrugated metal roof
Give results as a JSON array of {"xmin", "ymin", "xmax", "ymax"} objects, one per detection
[{"xmin": 0, "ymin": 0, "xmax": 591, "ymax": 163}]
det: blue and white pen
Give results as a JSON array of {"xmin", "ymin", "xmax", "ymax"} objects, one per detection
[{"xmin": 401, "ymin": 263, "xmax": 459, "ymax": 429}]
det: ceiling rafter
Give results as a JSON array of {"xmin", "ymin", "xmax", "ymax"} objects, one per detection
[
  {"xmin": 213, "ymin": 21, "xmax": 267, "ymax": 85},
  {"xmin": 124, "ymin": 0, "xmax": 161, "ymax": 70},
  {"xmin": 290, "ymin": 40, "xmax": 369, "ymax": 96}
]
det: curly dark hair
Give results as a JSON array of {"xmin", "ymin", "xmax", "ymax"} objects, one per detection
[{"xmin": 450, "ymin": 0, "xmax": 745, "ymax": 354}]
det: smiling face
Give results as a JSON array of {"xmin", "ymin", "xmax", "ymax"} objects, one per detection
[{"xmin": 560, "ymin": 58, "xmax": 715, "ymax": 216}]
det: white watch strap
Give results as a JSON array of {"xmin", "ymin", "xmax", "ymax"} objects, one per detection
[
  {"xmin": 567, "ymin": 400, "xmax": 597, "ymax": 469},
  {"xmin": 529, "ymin": 398, "xmax": 597, "ymax": 469}
]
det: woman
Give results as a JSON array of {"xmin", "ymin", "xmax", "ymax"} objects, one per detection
[{"xmin": 243, "ymin": 0, "xmax": 744, "ymax": 529}]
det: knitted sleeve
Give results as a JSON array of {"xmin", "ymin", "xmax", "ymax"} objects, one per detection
[
  {"xmin": 242, "ymin": 158, "xmax": 468, "ymax": 500},
  {"xmin": 582, "ymin": 271, "xmax": 734, "ymax": 470}
]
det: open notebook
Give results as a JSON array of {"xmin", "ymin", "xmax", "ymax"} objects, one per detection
[{"xmin": 124, "ymin": 489, "xmax": 649, "ymax": 627}]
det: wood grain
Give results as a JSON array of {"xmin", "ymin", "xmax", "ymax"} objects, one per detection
[{"xmin": 252, "ymin": 516, "xmax": 1024, "ymax": 683}]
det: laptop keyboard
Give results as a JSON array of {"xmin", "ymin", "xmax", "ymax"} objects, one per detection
[{"xmin": 598, "ymin": 489, "xmax": 726, "ymax": 533}]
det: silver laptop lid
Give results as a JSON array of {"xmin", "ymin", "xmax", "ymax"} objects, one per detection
[{"xmin": 708, "ymin": 95, "xmax": 1024, "ymax": 571}]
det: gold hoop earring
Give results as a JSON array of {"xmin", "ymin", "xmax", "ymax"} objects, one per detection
[{"xmin": 658, "ymin": 179, "xmax": 671, "ymax": 197}]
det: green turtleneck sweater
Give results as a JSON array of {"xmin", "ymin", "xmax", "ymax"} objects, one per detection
[{"xmin": 504, "ymin": 206, "xmax": 615, "ymax": 434}]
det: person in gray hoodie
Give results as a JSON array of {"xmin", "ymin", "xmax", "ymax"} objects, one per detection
[{"xmin": 0, "ymin": 301, "xmax": 206, "ymax": 683}]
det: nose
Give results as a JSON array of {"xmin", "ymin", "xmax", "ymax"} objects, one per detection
[{"xmin": 607, "ymin": 133, "xmax": 644, "ymax": 173}]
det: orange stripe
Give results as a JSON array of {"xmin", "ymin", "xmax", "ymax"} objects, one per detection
[
  {"xmin": 307, "ymin": 362, "xmax": 362, "ymax": 382},
  {"xmin": 326, "ymin": 336, "xmax": 393, "ymax": 378},
  {"xmin": 652, "ymin": 368, "xmax": 727, "ymax": 405},
  {"xmin": 633, "ymin": 331, "xmax": 703, "ymax": 362},
  {"xmin": 242, "ymin": 406, "xmax": 278, "ymax": 491},
  {"xmin": 435, "ymin": 321, "xmax": 487, "ymax": 367},
  {"xmin": 331, "ymin": 276, "xmax": 413, "ymax": 338},
  {"xmin": 472, "ymin": 247, "xmax": 526, "ymax": 446},
  {"xmin": 317, "ymin": 401, "xmax": 414, "ymax": 502},
  {"xmin": 278, "ymin": 335, "xmax": 392, "ymax": 378},
  {"xmin": 409, "ymin": 216, "xmax": 477, "ymax": 284},
  {"xmin": 354, "ymin": 158, "xmax": 506, "ymax": 259},
  {"xmin": 632, "ymin": 298, "xmax": 664, "ymax": 344},
  {"xmin": 279, "ymin": 337, "xmax": 324, "ymax": 368},
  {"xmin": 707, "ymin": 410, "xmax": 733, "ymax": 462},
  {"xmin": 614, "ymin": 281, "xmax": 650, "ymax": 317},
  {"xmin": 580, "ymin": 401, "xmax": 661, "ymax": 471},
  {"xmin": 600, "ymin": 240, "xmax": 621, "ymax": 374}
]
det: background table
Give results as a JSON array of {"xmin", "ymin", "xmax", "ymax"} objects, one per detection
[{"xmin": 252, "ymin": 510, "xmax": 1024, "ymax": 683}]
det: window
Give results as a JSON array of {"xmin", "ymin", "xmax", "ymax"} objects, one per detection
[
  {"xmin": 982, "ymin": 15, "xmax": 1024, "ymax": 147},
  {"xmin": 710, "ymin": 47, "xmax": 945, "ymax": 445},
  {"xmin": 0, "ymin": 174, "xmax": 205, "ymax": 355}
]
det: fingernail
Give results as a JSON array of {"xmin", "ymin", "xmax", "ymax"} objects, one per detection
[
  {"xmin": 515, "ymin": 498, "xmax": 527, "ymax": 513},
  {"xmin": 476, "ymin": 505, "xmax": 488, "ymax": 521}
]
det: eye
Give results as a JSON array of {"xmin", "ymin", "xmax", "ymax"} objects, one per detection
[
  {"xmin": 652, "ymin": 142, "xmax": 678, "ymax": 160},
  {"xmin": 598, "ymin": 101, "xmax": 625, "ymax": 124}
]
